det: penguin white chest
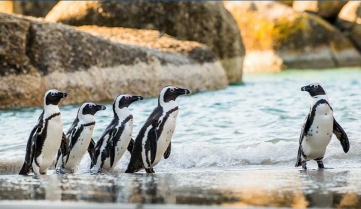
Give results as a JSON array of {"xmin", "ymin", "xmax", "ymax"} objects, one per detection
[
  {"xmin": 65, "ymin": 125, "xmax": 95, "ymax": 170},
  {"xmin": 302, "ymin": 104, "xmax": 333, "ymax": 160},
  {"xmin": 152, "ymin": 110, "xmax": 178, "ymax": 166},
  {"xmin": 38, "ymin": 115, "xmax": 63, "ymax": 168}
]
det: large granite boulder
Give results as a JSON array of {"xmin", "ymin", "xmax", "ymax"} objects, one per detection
[
  {"xmin": 336, "ymin": 1, "xmax": 361, "ymax": 51},
  {"xmin": 275, "ymin": 1, "xmax": 293, "ymax": 7},
  {"xmin": 0, "ymin": 1, "xmax": 57, "ymax": 17},
  {"xmin": 0, "ymin": 1, "xmax": 12, "ymax": 14},
  {"xmin": 293, "ymin": 1, "xmax": 347, "ymax": 21},
  {"xmin": 45, "ymin": 1, "xmax": 245, "ymax": 83},
  {"xmin": 223, "ymin": 1, "xmax": 361, "ymax": 73},
  {"xmin": 0, "ymin": 13, "xmax": 227, "ymax": 108}
]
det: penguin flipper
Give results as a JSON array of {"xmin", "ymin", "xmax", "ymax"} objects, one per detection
[
  {"xmin": 127, "ymin": 138, "xmax": 135, "ymax": 154},
  {"xmin": 88, "ymin": 138, "xmax": 96, "ymax": 165},
  {"xmin": 125, "ymin": 157, "xmax": 144, "ymax": 173},
  {"xmin": 68, "ymin": 126, "xmax": 83, "ymax": 152},
  {"xmin": 295, "ymin": 146, "xmax": 302, "ymax": 167},
  {"xmin": 333, "ymin": 118, "xmax": 350, "ymax": 153},
  {"xmin": 91, "ymin": 128, "xmax": 113, "ymax": 169},
  {"xmin": 108, "ymin": 138, "xmax": 115, "ymax": 168},
  {"xmin": 126, "ymin": 138, "xmax": 145, "ymax": 173},
  {"xmin": 295, "ymin": 114, "xmax": 309, "ymax": 167},
  {"xmin": 19, "ymin": 126, "xmax": 38, "ymax": 175},
  {"xmin": 61, "ymin": 133, "xmax": 69, "ymax": 156},
  {"xmin": 164, "ymin": 141, "xmax": 171, "ymax": 159},
  {"xmin": 147, "ymin": 122, "xmax": 158, "ymax": 164}
]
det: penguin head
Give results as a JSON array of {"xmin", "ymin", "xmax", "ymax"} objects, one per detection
[
  {"xmin": 159, "ymin": 86, "xmax": 190, "ymax": 105},
  {"xmin": 301, "ymin": 83, "xmax": 326, "ymax": 97},
  {"xmin": 44, "ymin": 89, "xmax": 67, "ymax": 106},
  {"xmin": 113, "ymin": 94, "xmax": 143, "ymax": 112},
  {"xmin": 79, "ymin": 102, "xmax": 106, "ymax": 116}
]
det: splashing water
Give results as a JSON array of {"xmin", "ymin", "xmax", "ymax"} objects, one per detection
[{"xmin": 1, "ymin": 69, "xmax": 361, "ymax": 174}]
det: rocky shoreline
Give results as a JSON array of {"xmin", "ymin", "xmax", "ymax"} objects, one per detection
[
  {"xmin": 1, "ymin": 1, "xmax": 361, "ymax": 107},
  {"xmin": 0, "ymin": 13, "xmax": 227, "ymax": 108}
]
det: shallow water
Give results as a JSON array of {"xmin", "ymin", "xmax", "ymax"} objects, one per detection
[
  {"xmin": 1, "ymin": 169, "xmax": 361, "ymax": 208},
  {"xmin": 0, "ymin": 68, "xmax": 361, "ymax": 174}
]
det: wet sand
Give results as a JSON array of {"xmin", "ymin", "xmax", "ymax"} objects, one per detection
[{"xmin": 0, "ymin": 168, "xmax": 359, "ymax": 208}]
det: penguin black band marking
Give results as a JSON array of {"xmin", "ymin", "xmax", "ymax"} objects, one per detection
[
  {"xmin": 83, "ymin": 121, "xmax": 96, "ymax": 127},
  {"xmin": 46, "ymin": 112, "xmax": 61, "ymax": 120}
]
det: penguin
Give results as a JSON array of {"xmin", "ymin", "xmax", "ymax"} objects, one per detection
[
  {"xmin": 295, "ymin": 83, "xmax": 350, "ymax": 170},
  {"xmin": 90, "ymin": 94, "xmax": 143, "ymax": 173},
  {"xmin": 125, "ymin": 86, "xmax": 190, "ymax": 173},
  {"xmin": 19, "ymin": 89, "xmax": 68, "ymax": 175},
  {"xmin": 55, "ymin": 102, "xmax": 106, "ymax": 173}
]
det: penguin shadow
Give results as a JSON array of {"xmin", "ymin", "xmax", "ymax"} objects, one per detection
[{"xmin": 298, "ymin": 169, "xmax": 358, "ymax": 208}]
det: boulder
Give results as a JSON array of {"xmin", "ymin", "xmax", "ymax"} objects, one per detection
[
  {"xmin": 45, "ymin": 1, "xmax": 245, "ymax": 83},
  {"xmin": 336, "ymin": 1, "xmax": 361, "ymax": 51},
  {"xmin": 223, "ymin": 1, "xmax": 361, "ymax": 73},
  {"xmin": 275, "ymin": 1, "xmax": 293, "ymax": 7},
  {"xmin": 0, "ymin": 13, "xmax": 227, "ymax": 108},
  {"xmin": 0, "ymin": 1, "xmax": 12, "ymax": 14},
  {"xmin": 293, "ymin": 1, "xmax": 347, "ymax": 20},
  {"xmin": 13, "ymin": 1, "xmax": 58, "ymax": 17}
]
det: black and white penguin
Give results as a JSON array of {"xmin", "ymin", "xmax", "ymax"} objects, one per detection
[
  {"xmin": 90, "ymin": 94, "xmax": 143, "ymax": 173},
  {"xmin": 125, "ymin": 86, "xmax": 190, "ymax": 173},
  {"xmin": 295, "ymin": 83, "xmax": 350, "ymax": 169},
  {"xmin": 19, "ymin": 89, "xmax": 68, "ymax": 175},
  {"xmin": 55, "ymin": 102, "xmax": 106, "ymax": 173}
]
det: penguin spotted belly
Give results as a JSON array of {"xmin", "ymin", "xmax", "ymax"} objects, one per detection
[
  {"xmin": 37, "ymin": 116, "xmax": 63, "ymax": 171},
  {"xmin": 152, "ymin": 110, "xmax": 178, "ymax": 166},
  {"xmin": 65, "ymin": 126, "xmax": 94, "ymax": 171},
  {"xmin": 302, "ymin": 104, "xmax": 333, "ymax": 160}
]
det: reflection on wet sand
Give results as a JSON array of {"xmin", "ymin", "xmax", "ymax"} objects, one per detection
[{"xmin": 1, "ymin": 169, "xmax": 361, "ymax": 207}]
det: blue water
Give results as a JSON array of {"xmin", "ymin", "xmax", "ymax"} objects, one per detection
[{"xmin": 1, "ymin": 69, "xmax": 361, "ymax": 173}]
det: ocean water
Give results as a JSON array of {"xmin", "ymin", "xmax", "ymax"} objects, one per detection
[{"xmin": 0, "ymin": 68, "xmax": 361, "ymax": 174}]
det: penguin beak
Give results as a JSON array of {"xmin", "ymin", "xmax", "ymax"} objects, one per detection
[
  {"xmin": 96, "ymin": 105, "xmax": 106, "ymax": 111},
  {"xmin": 176, "ymin": 88, "xmax": 190, "ymax": 95},
  {"xmin": 58, "ymin": 92, "xmax": 67, "ymax": 98},
  {"xmin": 301, "ymin": 86, "xmax": 311, "ymax": 92},
  {"xmin": 131, "ymin": 96, "xmax": 143, "ymax": 102}
]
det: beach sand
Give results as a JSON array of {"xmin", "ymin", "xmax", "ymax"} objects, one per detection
[{"xmin": 0, "ymin": 167, "xmax": 360, "ymax": 208}]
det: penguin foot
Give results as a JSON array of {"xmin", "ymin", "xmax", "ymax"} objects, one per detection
[
  {"xmin": 316, "ymin": 160, "xmax": 324, "ymax": 169},
  {"xmin": 125, "ymin": 169, "xmax": 133, "ymax": 173},
  {"xmin": 90, "ymin": 168, "xmax": 101, "ymax": 174},
  {"xmin": 301, "ymin": 161, "xmax": 307, "ymax": 170},
  {"xmin": 55, "ymin": 168, "xmax": 66, "ymax": 175},
  {"xmin": 145, "ymin": 168, "xmax": 155, "ymax": 173}
]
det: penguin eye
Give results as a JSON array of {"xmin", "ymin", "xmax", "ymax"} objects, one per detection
[
  {"xmin": 314, "ymin": 85, "xmax": 319, "ymax": 88},
  {"xmin": 170, "ymin": 88, "xmax": 175, "ymax": 92},
  {"xmin": 89, "ymin": 104, "xmax": 94, "ymax": 108},
  {"xmin": 51, "ymin": 92, "xmax": 55, "ymax": 96},
  {"xmin": 125, "ymin": 95, "xmax": 131, "ymax": 100}
]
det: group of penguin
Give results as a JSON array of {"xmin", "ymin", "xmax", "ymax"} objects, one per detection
[
  {"xmin": 18, "ymin": 83, "xmax": 350, "ymax": 175},
  {"xmin": 19, "ymin": 86, "xmax": 190, "ymax": 175}
]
